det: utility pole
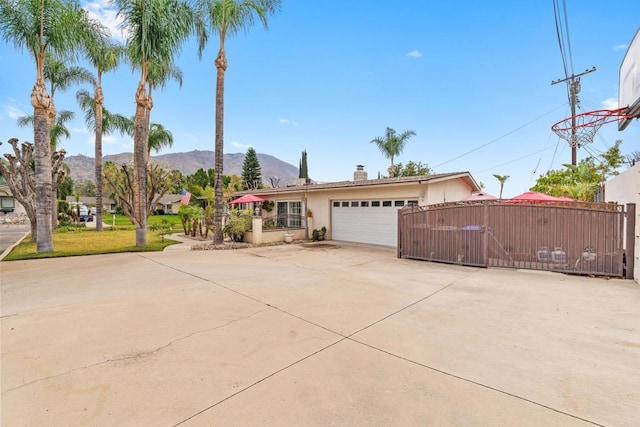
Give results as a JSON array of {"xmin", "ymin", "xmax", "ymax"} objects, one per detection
[{"xmin": 551, "ymin": 67, "xmax": 596, "ymax": 165}]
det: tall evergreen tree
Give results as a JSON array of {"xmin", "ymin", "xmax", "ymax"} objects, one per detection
[
  {"xmin": 242, "ymin": 147, "xmax": 262, "ymax": 190},
  {"xmin": 299, "ymin": 150, "xmax": 308, "ymax": 179}
]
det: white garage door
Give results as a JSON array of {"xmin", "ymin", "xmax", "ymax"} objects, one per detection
[{"xmin": 331, "ymin": 199, "xmax": 416, "ymax": 246}]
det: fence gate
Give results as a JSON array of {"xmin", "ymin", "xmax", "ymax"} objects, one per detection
[{"xmin": 398, "ymin": 202, "xmax": 636, "ymax": 278}]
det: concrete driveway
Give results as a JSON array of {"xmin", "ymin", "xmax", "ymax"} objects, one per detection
[
  {"xmin": 1, "ymin": 242, "xmax": 639, "ymax": 426},
  {"xmin": 0, "ymin": 225, "xmax": 29, "ymax": 255}
]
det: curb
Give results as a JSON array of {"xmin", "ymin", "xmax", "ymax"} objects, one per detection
[{"xmin": 0, "ymin": 229, "xmax": 30, "ymax": 261}]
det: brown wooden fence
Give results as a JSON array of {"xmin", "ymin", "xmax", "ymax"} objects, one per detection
[{"xmin": 398, "ymin": 201, "xmax": 636, "ymax": 278}]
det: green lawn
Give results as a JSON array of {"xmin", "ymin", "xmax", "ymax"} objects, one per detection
[
  {"xmin": 3, "ymin": 226, "xmax": 181, "ymax": 261},
  {"xmin": 102, "ymin": 214, "xmax": 183, "ymax": 230}
]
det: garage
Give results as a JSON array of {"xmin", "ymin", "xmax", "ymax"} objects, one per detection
[{"xmin": 331, "ymin": 199, "xmax": 416, "ymax": 246}]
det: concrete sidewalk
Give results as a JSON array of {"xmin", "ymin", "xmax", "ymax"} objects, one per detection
[{"xmin": 1, "ymin": 243, "xmax": 639, "ymax": 426}]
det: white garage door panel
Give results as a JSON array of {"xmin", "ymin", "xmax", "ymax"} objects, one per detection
[{"xmin": 332, "ymin": 203, "xmax": 402, "ymax": 247}]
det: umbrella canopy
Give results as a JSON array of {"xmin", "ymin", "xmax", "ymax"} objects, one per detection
[
  {"xmin": 506, "ymin": 191, "xmax": 572, "ymax": 204},
  {"xmin": 228, "ymin": 194, "xmax": 266, "ymax": 204},
  {"xmin": 462, "ymin": 192, "xmax": 498, "ymax": 201}
]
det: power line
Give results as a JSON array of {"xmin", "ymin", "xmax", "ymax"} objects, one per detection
[
  {"xmin": 433, "ymin": 103, "xmax": 567, "ymax": 169},
  {"xmin": 561, "ymin": 0, "xmax": 575, "ymax": 77},
  {"xmin": 475, "ymin": 145, "xmax": 554, "ymax": 174}
]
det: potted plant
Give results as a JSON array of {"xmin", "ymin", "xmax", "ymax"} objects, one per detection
[
  {"xmin": 223, "ymin": 212, "xmax": 251, "ymax": 242},
  {"xmin": 319, "ymin": 226, "xmax": 327, "ymax": 240}
]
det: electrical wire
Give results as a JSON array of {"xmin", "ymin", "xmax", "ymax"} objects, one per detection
[
  {"xmin": 552, "ymin": 0, "xmax": 577, "ymax": 105},
  {"xmin": 553, "ymin": 0, "xmax": 569, "ymax": 80},
  {"xmin": 433, "ymin": 103, "xmax": 567, "ymax": 169},
  {"xmin": 561, "ymin": 0, "xmax": 575, "ymax": 77},
  {"xmin": 475, "ymin": 145, "xmax": 554, "ymax": 174}
]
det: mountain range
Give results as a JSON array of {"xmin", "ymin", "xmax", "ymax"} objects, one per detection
[{"xmin": 63, "ymin": 150, "xmax": 299, "ymax": 187}]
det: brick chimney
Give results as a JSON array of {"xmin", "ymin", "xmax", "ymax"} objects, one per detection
[{"xmin": 354, "ymin": 165, "xmax": 368, "ymax": 181}]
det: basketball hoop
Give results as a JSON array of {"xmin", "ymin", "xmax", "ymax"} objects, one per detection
[{"xmin": 551, "ymin": 108, "xmax": 632, "ymax": 148}]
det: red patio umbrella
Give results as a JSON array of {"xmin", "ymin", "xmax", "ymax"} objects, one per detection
[
  {"xmin": 462, "ymin": 192, "xmax": 498, "ymax": 201},
  {"xmin": 506, "ymin": 191, "xmax": 572, "ymax": 204},
  {"xmin": 228, "ymin": 194, "xmax": 266, "ymax": 204}
]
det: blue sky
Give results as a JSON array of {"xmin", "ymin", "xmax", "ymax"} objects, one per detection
[{"xmin": 0, "ymin": 0, "xmax": 638, "ymax": 198}]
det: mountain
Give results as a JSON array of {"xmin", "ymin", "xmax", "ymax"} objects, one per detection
[{"xmin": 64, "ymin": 150, "xmax": 299, "ymax": 187}]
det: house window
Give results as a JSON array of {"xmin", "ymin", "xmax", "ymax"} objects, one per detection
[
  {"xmin": 372, "ymin": 201, "xmax": 380, "ymax": 207},
  {"xmin": 361, "ymin": 201, "xmax": 369, "ymax": 207},
  {"xmin": 341, "ymin": 201, "xmax": 349, "ymax": 207},
  {"xmin": 351, "ymin": 201, "xmax": 359, "ymax": 207},
  {"xmin": 1, "ymin": 197, "xmax": 14, "ymax": 209},
  {"xmin": 394, "ymin": 200, "xmax": 405, "ymax": 207},
  {"xmin": 276, "ymin": 201, "xmax": 302, "ymax": 227},
  {"xmin": 408, "ymin": 200, "xmax": 418, "ymax": 205},
  {"xmin": 333, "ymin": 201, "xmax": 340, "ymax": 207},
  {"xmin": 382, "ymin": 201, "xmax": 392, "ymax": 207}
]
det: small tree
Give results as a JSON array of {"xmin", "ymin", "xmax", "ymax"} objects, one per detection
[
  {"xmin": 530, "ymin": 142, "xmax": 627, "ymax": 202},
  {"xmin": 394, "ymin": 161, "xmax": 432, "ymax": 177},
  {"xmin": 0, "ymin": 138, "xmax": 66, "ymax": 241},
  {"xmin": 493, "ymin": 174, "xmax": 509, "ymax": 199},
  {"xmin": 103, "ymin": 161, "xmax": 180, "ymax": 222},
  {"xmin": 299, "ymin": 150, "xmax": 308, "ymax": 179},
  {"xmin": 242, "ymin": 147, "xmax": 263, "ymax": 190}
]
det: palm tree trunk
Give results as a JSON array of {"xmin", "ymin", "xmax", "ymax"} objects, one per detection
[
  {"xmin": 133, "ymin": 82, "xmax": 150, "ymax": 246},
  {"xmin": 95, "ymin": 84, "xmax": 104, "ymax": 231},
  {"xmin": 213, "ymin": 47, "xmax": 227, "ymax": 244},
  {"xmin": 31, "ymin": 78, "xmax": 54, "ymax": 253},
  {"xmin": 50, "ymin": 188, "xmax": 57, "ymax": 230}
]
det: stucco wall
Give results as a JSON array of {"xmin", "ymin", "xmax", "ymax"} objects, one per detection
[
  {"xmin": 258, "ymin": 178, "xmax": 475, "ymax": 241},
  {"xmin": 605, "ymin": 163, "xmax": 640, "ymax": 282}
]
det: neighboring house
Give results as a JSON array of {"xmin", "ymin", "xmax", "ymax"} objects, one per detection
[
  {"xmin": 604, "ymin": 163, "xmax": 640, "ymax": 283},
  {"xmin": 65, "ymin": 196, "xmax": 117, "ymax": 214},
  {"xmin": 238, "ymin": 166, "xmax": 481, "ymax": 247},
  {"xmin": 0, "ymin": 185, "xmax": 26, "ymax": 215},
  {"xmin": 155, "ymin": 194, "xmax": 182, "ymax": 214}
]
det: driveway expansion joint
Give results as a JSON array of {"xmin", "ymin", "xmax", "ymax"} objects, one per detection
[{"xmin": 2, "ymin": 307, "xmax": 271, "ymax": 395}]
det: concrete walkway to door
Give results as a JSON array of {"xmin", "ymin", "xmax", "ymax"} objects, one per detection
[{"xmin": 1, "ymin": 242, "xmax": 639, "ymax": 426}]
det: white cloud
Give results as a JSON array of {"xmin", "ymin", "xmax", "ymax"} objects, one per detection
[
  {"xmin": 602, "ymin": 98, "xmax": 618, "ymax": 109},
  {"xmin": 279, "ymin": 118, "xmax": 298, "ymax": 126},
  {"xmin": 231, "ymin": 140, "xmax": 252, "ymax": 149},
  {"xmin": 7, "ymin": 105, "xmax": 26, "ymax": 120},
  {"xmin": 613, "ymin": 44, "xmax": 628, "ymax": 52},
  {"xmin": 103, "ymin": 135, "xmax": 120, "ymax": 145},
  {"xmin": 407, "ymin": 50, "xmax": 422, "ymax": 58},
  {"xmin": 82, "ymin": 0, "xmax": 126, "ymax": 42}
]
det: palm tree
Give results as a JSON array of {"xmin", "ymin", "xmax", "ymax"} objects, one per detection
[
  {"xmin": 148, "ymin": 123, "xmax": 174, "ymax": 154},
  {"xmin": 16, "ymin": 110, "xmax": 75, "ymax": 150},
  {"xmin": 146, "ymin": 62, "xmax": 181, "ymax": 156},
  {"xmin": 77, "ymin": 100, "xmax": 131, "ymax": 232},
  {"xmin": 370, "ymin": 127, "xmax": 416, "ymax": 177},
  {"xmin": 44, "ymin": 56, "xmax": 96, "ymax": 102},
  {"xmin": 0, "ymin": 0, "xmax": 107, "ymax": 252},
  {"xmin": 17, "ymin": 109, "xmax": 74, "ymax": 229},
  {"xmin": 81, "ymin": 40, "xmax": 124, "ymax": 231},
  {"xmin": 115, "ymin": 0, "xmax": 194, "ymax": 246},
  {"xmin": 493, "ymin": 174, "xmax": 509, "ymax": 199},
  {"xmin": 195, "ymin": 0, "xmax": 281, "ymax": 244},
  {"xmin": 41, "ymin": 58, "xmax": 94, "ymax": 229}
]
